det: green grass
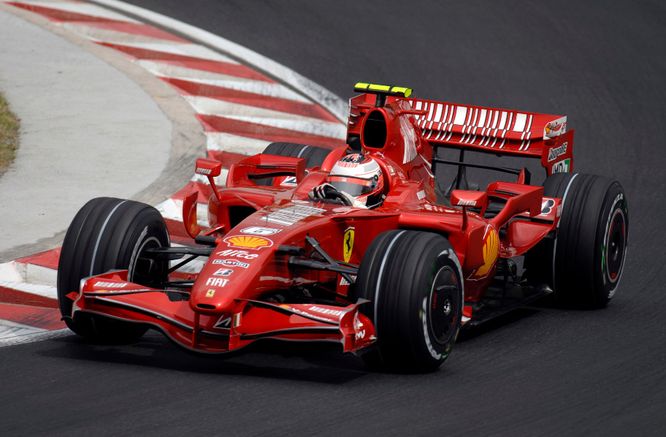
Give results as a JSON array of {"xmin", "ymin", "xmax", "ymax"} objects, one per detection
[{"xmin": 0, "ymin": 92, "xmax": 19, "ymax": 175}]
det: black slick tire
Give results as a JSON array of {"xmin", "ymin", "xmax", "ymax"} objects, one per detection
[
  {"xmin": 353, "ymin": 230, "xmax": 463, "ymax": 372},
  {"xmin": 256, "ymin": 142, "xmax": 332, "ymax": 186},
  {"xmin": 526, "ymin": 173, "xmax": 629, "ymax": 308},
  {"xmin": 57, "ymin": 197, "xmax": 169, "ymax": 342}
]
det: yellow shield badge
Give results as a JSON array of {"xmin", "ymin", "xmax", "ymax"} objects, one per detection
[
  {"xmin": 474, "ymin": 226, "xmax": 499, "ymax": 277},
  {"xmin": 343, "ymin": 227, "xmax": 355, "ymax": 263}
]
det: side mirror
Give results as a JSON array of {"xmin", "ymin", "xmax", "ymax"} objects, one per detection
[
  {"xmin": 451, "ymin": 190, "xmax": 488, "ymax": 211},
  {"xmin": 195, "ymin": 158, "xmax": 222, "ymax": 177},
  {"xmin": 195, "ymin": 158, "xmax": 223, "ymax": 204},
  {"xmin": 451, "ymin": 190, "xmax": 488, "ymax": 230}
]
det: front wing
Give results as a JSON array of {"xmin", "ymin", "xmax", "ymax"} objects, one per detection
[{"xmin": 69, "ymin": 271, "xmax": 375, "ymax": 354}]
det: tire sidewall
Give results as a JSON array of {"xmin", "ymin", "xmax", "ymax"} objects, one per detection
[
  {"xmin": 595, "ymin": 183, "xmax": 629, "ymax": 301},
  {"xmin": 355, "ymin": 230, "xmax": 463, "ymax": 371},
  {"xmin": 416, "ymin": 247, "xmax": 464, "ymax": 363},
  {"xmin": 551, "ymin": 174, "xmax": 629, "ymax": 307}
]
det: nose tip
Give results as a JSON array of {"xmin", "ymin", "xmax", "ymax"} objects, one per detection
[{"xmin": 191, "ymin": 292, "xmax": 236, "ymax": 314}]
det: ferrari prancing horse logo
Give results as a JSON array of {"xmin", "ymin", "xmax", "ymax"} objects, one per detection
[{"xmin": 343, "ymin": 227, "xmax": 355, "ymax": 263}]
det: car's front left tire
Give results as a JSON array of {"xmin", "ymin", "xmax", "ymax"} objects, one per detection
[{"xmin": 353, "ymin": 230, "xmax": 463, "ymax": 372}]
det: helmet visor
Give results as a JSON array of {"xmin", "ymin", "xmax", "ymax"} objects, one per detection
[{"xmin": 328, "ymin": 176, "xmax": 375, "ymax": 197}]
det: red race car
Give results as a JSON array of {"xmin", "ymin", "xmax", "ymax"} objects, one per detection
[{"xmin": 57, "ymin": 83, "xmax": 628, "ymax": 371}]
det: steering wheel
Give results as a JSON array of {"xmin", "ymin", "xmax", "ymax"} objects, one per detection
[
  {"xmin": 313, "ymin": 183, "xmax": 354, "ymax": 206},
  {"xmin": 326, "ymin": 189, "xmax": 353, "ymax": 206}
]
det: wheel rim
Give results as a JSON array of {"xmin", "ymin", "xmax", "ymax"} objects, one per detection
[
  {"xmin": 604, "ymin": 208, "xmax": 627, "ymax": 284},
  {"xmin": 428, "ymin": 266, "xmax": 459, "ymax": 346},
  {"xmin": 128, "ymin": 236, "xmax": 165, "ymax": 287}
]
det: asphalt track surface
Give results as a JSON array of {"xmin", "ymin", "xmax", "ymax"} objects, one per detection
[{"xmin": 2, "ymin": 1, "xmax": 665, "ymax": 435}]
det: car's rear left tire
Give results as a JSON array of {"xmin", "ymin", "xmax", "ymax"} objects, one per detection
[
  {"xmin": 353, "ymin": 230, "xmax": 463, "ymax": 372},
  {"xmin": 57, "ymin": 197, "xmax": 169, "ymax": 342}
]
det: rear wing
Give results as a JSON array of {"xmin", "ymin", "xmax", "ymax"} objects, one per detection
[{"xmin": 407, "ymin": 97, "xmax": 574, "ymax": 176}]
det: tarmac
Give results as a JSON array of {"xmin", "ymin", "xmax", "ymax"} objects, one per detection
[{"xmin": 0, "ymin": 5, "xmax": 186, "ymax": 260}]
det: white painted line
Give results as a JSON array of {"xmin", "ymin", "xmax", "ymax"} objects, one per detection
[
  {"xmin": 138, "ymin": 61, "xmax": 310, "ymax": 103},
  {"xmin": 0, "ymin": 327, "xmax": 70, "ymax": 348},
  {"xmin": 0, "ymin": 261, "xmax": 23, "ymax": 282},
  {"xmin": 23, "ymin": 262, "xmax": 57, "ymax": 286},
  {"xmin": 0, "ymin": 318, "xmax": 46, "ymax": 340},
  {"xmin": 7, "ymin": 0, "xmax": 141, "ymax": 22},
  {"xmin": 205, "ymin": 132, "xmax": 270, "ymax": 155},
  {"xmin": 99, "ymin": 40, "xmax": 238, "ymax": 63},
  {"xmin": 0, "ymin": 260, "xmax": 56, "ymax": 286},
  {"xmin": 155, "ymin": 198, "xmax": 183, "ymax": 222},
  {"xmin": 155, "ymin": 198, "xmax": 209, "ymax": 227},
  {"xmin": 61, "ymin": 22, "xmax": 179, "ymax": 46},
  {"xmin": 138, "ymin": 60, "xmax": 248, "ymax": 80},
  {"xmin": 186, "ymin": 96, "xmax": 346, "ymax": 139},
  {"xmin": 215, "ymin": 114, "xmax": 346, "ymax": 140},
  {"xmin": 90, "ymin": 0, "xmax": 347, "ymax": 122},
  {"xmin": 184, "ymin": 95, "xmax": 343, "ymax": 128},
  {"xmin": 0, "ymin": 280, "xmax": 58, "ymax": 300}
]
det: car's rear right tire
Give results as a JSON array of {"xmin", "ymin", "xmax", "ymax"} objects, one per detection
[
  {"xmin": 256, "ymin": 142, "xmax": 333, "ymax": 186},
  {"xmin": 525, "ymin": 173, "xmax": 629, "ymax": 308},
  {"xmin": 353, "ymin": 230, "xmax": 463, "ymax": 372}
]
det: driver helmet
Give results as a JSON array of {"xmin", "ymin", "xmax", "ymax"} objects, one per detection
[{"xmin": 327, "ymin": 153, "xmax": 385, "ymax": 208}]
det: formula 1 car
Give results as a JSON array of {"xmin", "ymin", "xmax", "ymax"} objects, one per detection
[{"xmin": 57, "ymin": 83, "xmax": 628, "ymax": 372}]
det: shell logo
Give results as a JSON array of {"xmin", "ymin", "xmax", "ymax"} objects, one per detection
[
  {"xmin": 223, "ymin": 235, "xmax": 273, "ymax": 250},
  {"xmin": 474, "ymin": 227, "xmax": 499, "ymax": 277}
]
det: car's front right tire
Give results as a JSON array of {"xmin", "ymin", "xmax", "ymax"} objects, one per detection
[{"xmin": 57, "ymin": 197, "xmax": 169, "ymax": 342}]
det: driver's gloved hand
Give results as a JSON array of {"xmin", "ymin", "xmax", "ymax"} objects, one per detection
[
  {"xmin": 309, "ymin": 183, "xmax": 356, "ymax": 206},
  {"xmin": 309, "ymin": 183, "xmax": 338, "ymax": 201},
  {"xmin": 308, "ymin": 182, "xmax": 365, "ymax": 208}
]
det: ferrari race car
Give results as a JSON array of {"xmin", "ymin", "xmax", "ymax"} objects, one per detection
[{"xmin": 57, "ymin": 83, "xmax": 628, "ymax": 372}]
